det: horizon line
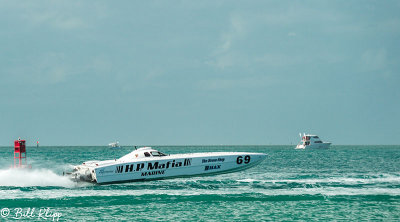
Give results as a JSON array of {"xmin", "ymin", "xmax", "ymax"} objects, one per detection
[{"xmin": 1, "ymin": 144, "xmax": 399, "ymax": 147}]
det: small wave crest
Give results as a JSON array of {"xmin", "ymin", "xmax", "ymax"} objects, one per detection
[
  {"xmin": 236, "ymin": 173, "xmax": 400, "ymax": 185},
  {"xmin": 0, "ymin": 168, "xmax": 75, "ymax": 188}
]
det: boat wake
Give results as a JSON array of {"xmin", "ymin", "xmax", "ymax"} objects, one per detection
[{"xmin": 0, "ymin": 168, "xmax": 75, "ymax": 188}]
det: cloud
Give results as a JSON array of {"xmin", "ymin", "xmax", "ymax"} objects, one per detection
[
  {"xmin": 0, "ymin": 52, "xmax": 92, "ymax": 86},
  {"xmin": 1, "ymin": 1, "xmax": 109, "ymax": 30},
  {"xmin": 361, "ymin": 49, "xmax": 387, "ymax": 72},
  {"xmin": 206, "ymin": 53, "xmax": 236, "ymax": 69},
  {"xmin": 197, "ymin": 75, "xmax": 276, "ymax": 91},
  {"xmin": 22, "ymin": 8, "xmax": 87, "ymax": 30},
  {"xmin": 87, "ymin": 55, "xmax": 113, "ymax": 75},
  {"xmin": 208, "ymin": 15, "xmax": 247, "ymax": 69},
  {"xmin": 3, "ymin": 53, "xmax": 70, "ymax": 85}
]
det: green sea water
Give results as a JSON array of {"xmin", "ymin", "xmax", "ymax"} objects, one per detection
[{"xmin": 0, "ymin": 145, "xmax": 399, "ymax": 221}]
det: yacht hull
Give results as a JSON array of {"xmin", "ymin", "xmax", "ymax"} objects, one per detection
[
  {"xmin": 295, "ymin": 143, "xmax": 331, "ymax": 149},
  {"xmin": 71, "ymin": 152, "xmax": 267, "ymax": 184}
]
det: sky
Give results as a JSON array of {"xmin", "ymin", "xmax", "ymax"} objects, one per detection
[{"xmin": 0, "ymin": 0, "xmax": 399, "ymax": 145}]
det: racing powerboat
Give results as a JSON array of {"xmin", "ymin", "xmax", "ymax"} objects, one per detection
[
  {"xmin": 67, "ymin": 147, "xmax": 267, "ymax": 184},
  {"xmin": 295, "ymin": 133, "xmax": 331, "ymax": 149}
]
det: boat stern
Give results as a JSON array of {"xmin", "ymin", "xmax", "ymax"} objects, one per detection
[{"xmin": 66, "ymin": 164, "xmax": 97, "ymax": 183}]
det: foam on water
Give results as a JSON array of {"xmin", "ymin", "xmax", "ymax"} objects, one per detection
[
  {"xmin": 0, "ymin": 168, "xmax": 75, "ymax": 188},
  {"xmin": 2, "ymin": 185, "xmax": 399, "ymax": 200},
  {"xmin": 1, "ymin": 175, "xmax": 399, "ymax": 200},
  {"xmin": 237, "ymin": 174, "xmax": 400, "ymax": 185}
]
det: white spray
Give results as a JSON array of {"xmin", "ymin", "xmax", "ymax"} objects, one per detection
[{"xmin": 0, "ymin": 168, "xmax": 75, "ymax": 187}]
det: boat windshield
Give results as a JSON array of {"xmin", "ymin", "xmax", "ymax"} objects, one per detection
[{"xmin": 151, "ymin": 151, "xmax": 167, "ymax": 157}]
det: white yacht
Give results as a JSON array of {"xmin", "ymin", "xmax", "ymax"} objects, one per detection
[
  {"xmin": 108, "ymin": 141, "xmax": 121, "ymax": 148},
  {"xmin": 295, "ymin": 133, "xmax": 331, "ymax": 149},
  {"xmin": 67, "ymin": 147, "xmax": 267, "ymax": 184}
]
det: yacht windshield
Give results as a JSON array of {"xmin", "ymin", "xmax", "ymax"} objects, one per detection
[{"xmin": 151, "ymin": 151, "xmax": 167, "ymax": 157}]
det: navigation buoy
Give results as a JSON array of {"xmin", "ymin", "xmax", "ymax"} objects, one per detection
[{"xmin": 14, "ymin": 138, "xmax": 31, "ymax": 168}]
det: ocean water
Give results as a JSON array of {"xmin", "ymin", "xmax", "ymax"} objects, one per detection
[{"xmin": 0, "ymin": 145, "xmax": 399, "ymax": 221}]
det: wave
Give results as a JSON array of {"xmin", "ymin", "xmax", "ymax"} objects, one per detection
[
  {"xmin": 1, "ymin": 189, "xmax": 399, "ymax": 202},
  {"xmin": 1, "ymin": 181, "xmax": 399, "ymax": 200},
  {"xmin": 0, "ymin": 168, "xmax": 75, "ymax": 188},
  {"xmin": 237, "ymin": 173, "xmax": 400, "ymax": 184}
]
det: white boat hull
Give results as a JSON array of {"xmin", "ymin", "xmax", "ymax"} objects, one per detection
[
  {"xmin": 71, "ymin": 152, "xmax": 267, "ymax": 184},
  {"xmin": 295, "ymin": 142, "xmax": 331, "ymax": 149}
]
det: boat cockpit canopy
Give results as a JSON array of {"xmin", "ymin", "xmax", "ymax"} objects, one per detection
[
  {"xmin": 118, "ymin": 147, "xmax": 167, "ymax": 162},
  {"xmin": 149, "ymin": 151, "xmax": 167, "ymax": 157}
]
